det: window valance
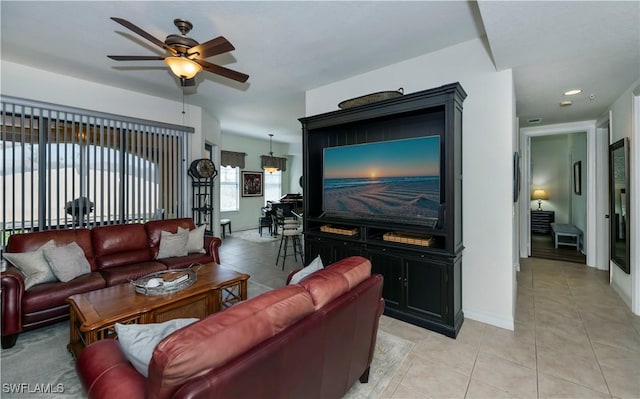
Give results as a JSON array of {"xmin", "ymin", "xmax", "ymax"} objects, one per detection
[
  {"xmin": 221, "ymin": 150, "xmax": 246, "ymax": 169},
  {"xmin": 260, "ymin": 155, "xmax": 287, "ymax": 172}
]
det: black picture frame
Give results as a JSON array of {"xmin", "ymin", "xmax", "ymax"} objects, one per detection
[
  {"xmin": 573, "ymin": 161, "xmax": 582, "ymax": 195},
  {"xmin": 513, "ymin": 151, "xmax": 520, "ymax": 202},
  {"xmin": 241, "ymin": 171, "xmax": 263, "ymax": 197},
  {"xmin": 609, "ymin": 138, "xmax": 630, "ymax": 274}
]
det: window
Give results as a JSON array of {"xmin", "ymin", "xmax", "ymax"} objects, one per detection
[
  {"xmin": 220, "ymin": 166, "xmax": 239, "ymax": 212},
  {"xmin": 264, "ymin": 170, "xmax": 282, "ymax": 205},
  {"xmin": 1, "ymin": 97, "xmax": 190, "ymax": 248}
]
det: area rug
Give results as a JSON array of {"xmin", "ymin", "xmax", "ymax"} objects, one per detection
[
  {"xmin": 230, "ymin": 228, "xmax": 279, "ymax": 243},
  {"xmin": 344, "ymin": 330, "xmax": 414, "ymax": 399},
  {"xmin": 0, "ymin": 321, "xmax": 81, "ymax": 398},
  {"xmin": 1, "ymin": 313, "xmax": 412, "ymax": 399}
]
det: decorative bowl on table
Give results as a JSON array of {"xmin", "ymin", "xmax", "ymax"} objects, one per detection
[{"xmin": 130, "ymin": 264, "xmax": 202, "ymax": 296}]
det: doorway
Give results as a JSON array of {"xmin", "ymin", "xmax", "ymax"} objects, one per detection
[
  {"xmin": 529, "ymin": 133, "xmax": 587, "ymax": 264},
  {"xmin": 520, "ymin": 121, "xmax": 597, "ymax": 267}
]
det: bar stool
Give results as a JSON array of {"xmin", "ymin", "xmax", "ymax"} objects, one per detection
[{"xmin": 276, "ymin": 221, "xmax": 303, "ymax": 270}]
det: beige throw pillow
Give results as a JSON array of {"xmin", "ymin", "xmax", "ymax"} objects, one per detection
[
  {"xmin": 43, "ymin": 242, "xmax": 91, "ymax": 282},
  {"xmin": 2, "ymin": 240, "xmax": 57, "ymax": 290},
  {"xmin": 156, "ymin": 229, "xmax": 189, "ymax": 259},
  {"xmin": 289, "ymin": 255, "xmax": 324, "ymax": 285},
  {"xmin": 115, "ymin": 318, "xmax": 199, "ymax": 377},
  {"xmin": 178, "ymin": 225, "xmax": 206, "ymax": 254}
]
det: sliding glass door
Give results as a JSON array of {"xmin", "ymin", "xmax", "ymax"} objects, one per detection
[{"xmin": 1, "ymin": 96, "xmax": 190, "ymax": 250}]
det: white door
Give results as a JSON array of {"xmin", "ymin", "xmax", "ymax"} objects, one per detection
[{"xmin": 595, "ymin": 119, "xmax": 610, "ymax": 270}]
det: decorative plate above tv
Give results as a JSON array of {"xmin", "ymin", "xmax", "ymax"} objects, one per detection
[{"xmin": 338, "ymin": 88, "xmax": 404, "ymax": 109}]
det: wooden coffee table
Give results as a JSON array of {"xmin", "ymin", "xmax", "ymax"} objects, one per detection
[{"xmin": 66, "ymin": 263, "xmax": 249, "ymax": 357}]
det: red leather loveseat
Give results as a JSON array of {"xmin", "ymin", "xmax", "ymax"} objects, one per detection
[
  {"xmin": 76, "ymin": 256, "xmax": 384, "ymax": 399},
  {"xmin": 1, "ymin": 218, "xmax": 221, "ymax": 349}
]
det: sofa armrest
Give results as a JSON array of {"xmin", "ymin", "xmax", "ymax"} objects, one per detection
[
  {"xmin": 76, "ymin": 339, "xmax": 145, "ymax": 399},
  {"xmin": 204, "ymin": 236, "xmax": 222, "ymax": 264},
  {"xmin": 1, "ymin": 266, "xmax": 26, "ymax": 336}
]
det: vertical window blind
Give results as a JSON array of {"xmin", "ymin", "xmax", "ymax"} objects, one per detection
[{"xmin": 1, "ymin": 96, "xmax": 192, "ymax": 249}]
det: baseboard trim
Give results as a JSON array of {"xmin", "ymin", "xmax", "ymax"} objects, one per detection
[
  {"xmin": 611, "ymin": 277, "xmax": 632, "ymax": 309},
  {"xmin": 463, "ymin": 308, "xmax": 514, "ymax": 331}
]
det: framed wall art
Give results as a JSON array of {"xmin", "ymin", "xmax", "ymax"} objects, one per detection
[
  {"xmin": 242, "ymin": 171, "xmax": 263, "ymax": 197},
  {"xmin": 513, "ymin": 151, "xmax": 521, "ymax": 202},
  {"xmin": 573, "ymin": 161, "xmax": 582, "ymax": 195}
]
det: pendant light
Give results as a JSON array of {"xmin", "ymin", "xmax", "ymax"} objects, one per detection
[{"xmin": 263, "ymin": 134, "xmax": 279, "ymax": 173}]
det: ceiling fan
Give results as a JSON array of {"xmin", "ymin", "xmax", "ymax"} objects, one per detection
[{"xmin": 107, "ymin": 17, "xmax": 249, "ymax": 87}]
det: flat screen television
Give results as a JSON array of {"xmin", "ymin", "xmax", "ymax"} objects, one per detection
[{"xmin": 322, "ymin": 136, "xmax": 441, "ymax": 226}]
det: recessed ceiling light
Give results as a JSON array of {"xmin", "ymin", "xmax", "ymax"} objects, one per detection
[
  {"xmin": 560, "ymin": 100, "xmax": 572, "ymax": 107},
  {"xmin": 564, "ymin": 89, "xmax": 582, "ymax": 96}
]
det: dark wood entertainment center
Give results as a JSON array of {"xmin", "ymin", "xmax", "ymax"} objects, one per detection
[{"xmin": 299, "ymin": 83, "xmax": 466, "ymax": 338}]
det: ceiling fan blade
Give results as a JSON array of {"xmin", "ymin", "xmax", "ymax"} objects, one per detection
[
  {"xmin": 108, "ymin": 55, "xmax": 165, "ymax": 61},
  {"xmin": 111, "ymin": 17, "xmax": 177, "ymax": 56},
  {"xmin": 187, "ymin": 36, "xmax": 235, "ymax": 59},
  {"xmin": 196, "ymin": 60, "xmax": 249, "ymax": 83}
]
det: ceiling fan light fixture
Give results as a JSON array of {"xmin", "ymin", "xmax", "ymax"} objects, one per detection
[
  {"xmin": 165, "ymin": 56, "xmax": 202, "ymax": 79},
  {"xmin": 563, "ymin": 89, "xmax": 582, "ymax": 96},
  {"xmin": 108, "ymin": 18, "xmax": 248, "ymax": 83}
]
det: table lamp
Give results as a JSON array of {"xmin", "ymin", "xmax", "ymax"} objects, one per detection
[{"xmin": 532, "ymin": 189, "xmax": 547, "ymax": 211}]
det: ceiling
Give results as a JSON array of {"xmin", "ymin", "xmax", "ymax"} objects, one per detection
[{"xmin": 1, "ymin": 1, "xmax": 638, "ymax": 145}]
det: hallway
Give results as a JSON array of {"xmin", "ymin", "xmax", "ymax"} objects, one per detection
[{"xmin": 531, "ymin": 233, "xmax": 586, "ymax": 264}]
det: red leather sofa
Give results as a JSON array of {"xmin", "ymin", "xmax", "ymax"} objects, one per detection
[
  {"xmin": 76, "ymin": 256, "xmax": 384, "ymax": 399},
  {"xmin": 1, "ymin": 218, "xmax": 221, "ymax": 349}
]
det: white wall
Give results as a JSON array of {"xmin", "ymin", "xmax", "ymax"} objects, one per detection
[
  {"xmin": 306, "ymin": 38, "xmax": 516, "ymax": 330},
  {"xmin": 609, "ymin": 78, "xmax": 639, "ymax": 312},
  {"xmin": 287, "ymin": 153, "xmax": 304, "ymax": 195},
  {"xmin": 201, "ymin": 108, "xmax": 223, "ymax": 237},
  {"xmin": 569, "ymin": 132, "xmax": 587, "ymax": 236},
  {"xmin": 220, "ymin": 133, "xmax": 291, "ymax": 231}
]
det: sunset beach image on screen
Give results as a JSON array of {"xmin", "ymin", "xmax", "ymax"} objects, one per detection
[{"xmin": 322, "ymin": 136, "xmax": 440, "ymax": 220}]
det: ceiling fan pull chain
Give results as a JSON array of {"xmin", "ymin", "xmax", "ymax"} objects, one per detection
[{"xmin": 182, "ymin": 90, "xmax": 186, "ymax": 127}]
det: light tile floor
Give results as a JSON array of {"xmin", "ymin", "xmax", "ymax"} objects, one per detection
[{"xmin": 219, "ymin": 232, "xmax": 640, "ymax": 399}]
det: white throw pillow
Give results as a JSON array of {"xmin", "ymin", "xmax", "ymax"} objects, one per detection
[
  {"xmin": 115, "ymin": 318, "xmax": 199, "ymax": 377},
  {"xmin": 156, "ymin": 229, "xmax": 189, "ymax": 259},
  {"xmin": 43, "ymin": 242, "xmax": 91, "ymax": 282},
  {"xmin": 2, "ymin": 240, "xmax": 57, "ymax": 290},
  {"xmin": 289, "ymin": 255, "xmax": 324, "ymax": 285},
  {"xmin": 178, "ymin": 225, "xmax": 206, "ymax": 254}
]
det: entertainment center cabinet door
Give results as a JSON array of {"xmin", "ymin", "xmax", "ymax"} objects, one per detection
[
  {"xmin": 368, "ymin": 247, "xmax": 461, "ymax": 337},
  {"xmin": 404, "ymin": 258, "xmax": 447, "ymax": 321},
  {"xmin": 368, "ymin": 251, "xmax": 402, "ymax": 308}
]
